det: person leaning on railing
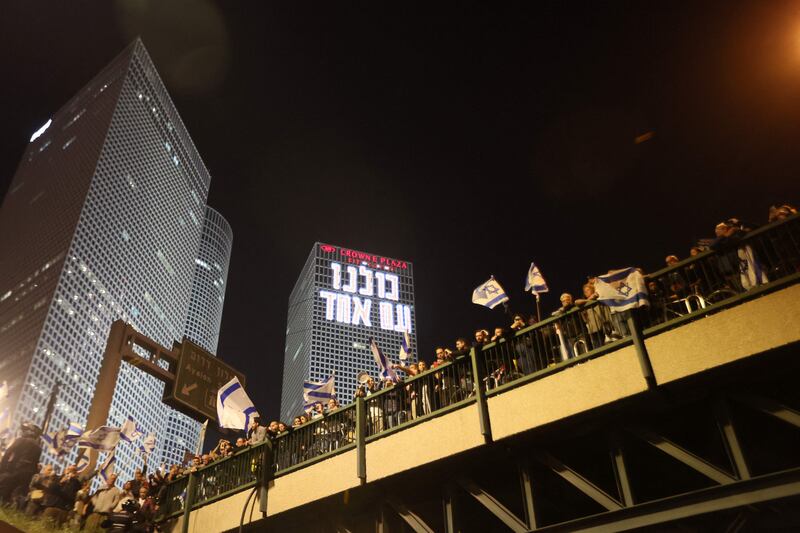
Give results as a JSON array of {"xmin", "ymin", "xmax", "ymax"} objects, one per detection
[
  {"xmin": 711, "ymin": 218, "xmax": 749, "ymax": 293},
  {"xmin": 393, "ymin": 362, "xmax": 420, "ymax": 420},
  {"xmin": 575, "ymin": 284, "xmax": 610, "ymax": 351},
  {"xmin": 766, "ymin": 205, "xmax": 800, "ymax": 277},
  {"xmin": 247, "ymin": 417, "xmax": 268, "ymax": 444}
]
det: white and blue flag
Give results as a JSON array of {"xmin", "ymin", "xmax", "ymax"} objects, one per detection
[
  {"xmin": 398, "ymin": 331, "xmax": 412, "ymax": 361},
  {"xmin": 525, "ymin": 262, "xmax": 549, "ymax": 295},
  {"xmin": 595, "ymin": 267, "xmax": 649, "ymax": 313},
  {"xmin": 75, "ymin": 453, "xmax": 90, "ymax": 475},
  {"xmin": 138, "ymin": 433, "xmax": 156, "ymax": 457},
  {"xmin": 120, "ymin": 416, "xmax": 145, "ymax": 443},
  {"xmin": 216, "ymin": 377, "xmax": 260, "ymax": 430},
  {"xmin": 370, "ymin": 338, "xmax": 399, "ymax": 382},
  {"xmin": 738, "ymin": 245, "xmax": 768, "ymax": 290},
  {"xmin": 99, "ymin": 452, "xmax": 116, "ymax": 483},
  {"xmin": 78, "ymin": 426, "xmax": 121, "ymax": 451},
  {"xmin": 63, "ymin": 421, "xmax": 83, "ymax": 448},
  {"xmin": 472, "ymin": 276, "xmax": 509, "ymax": 309},
  {"xmin": 42, "ymin": 430, "xmax": 67, "ymax": 456},
  {"xmin": 303, "ymin": 375, "xmax": 336, "ymax": 410}
]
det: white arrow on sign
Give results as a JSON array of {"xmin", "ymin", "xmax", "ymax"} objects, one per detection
[{"xmin": 181, "ymin": 383, "xmax": 198, "ymax": 396}]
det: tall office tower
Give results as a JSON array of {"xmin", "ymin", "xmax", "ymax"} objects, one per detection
[
  {"xmin": 280, "ymin": 243, "xmax": 417, "ymax": 421},
  {"xmin": 0, "ymin": 39, "xmax": 228, "ymax": 480},
  {"xmin": 183, "ymin": 206, "xmax": 233, "ymax": 354},
  {"xmin": 162, "ymin": 207, "xmax": 233, "ymax": 460}
]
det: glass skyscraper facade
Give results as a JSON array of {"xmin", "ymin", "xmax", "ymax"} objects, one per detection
[
  {"xmin": 184, "ymin": 206, "xmax": 233, "ymax": 354},
  {"xmin": 0, "ymin": 39, "xmax": 230, "ymax": 481},
  {"xmin": 280, "ymin": 243, "xmax": 417, "ymax": 421}
]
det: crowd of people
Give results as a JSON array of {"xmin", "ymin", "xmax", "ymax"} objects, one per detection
[
  {"xmin": 0, "ymin": 417, "xmax": 283, "ymax": 531},
  {"xmin": 0, "ymin": 204, "xmax": 795, "ymax": 531}
]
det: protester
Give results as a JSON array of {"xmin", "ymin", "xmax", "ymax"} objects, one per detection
[
  {"xmin": 0, "ymin": 423, "xmax": 41, "ymax": 504},
  {"xmin": 84, "ymin": 472, "xmax": 122, "ymax": 531}
]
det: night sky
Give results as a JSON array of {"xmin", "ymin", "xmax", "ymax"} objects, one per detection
[{"xmin": 2, "ymin": 1, "xmax": 799, "ymax": 423}]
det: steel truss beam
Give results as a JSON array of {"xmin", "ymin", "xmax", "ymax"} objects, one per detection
[
  {"xmin": 532, "ymin": 467, "xmax": 800, "ymax": 533},
  {"xmin": 458, "ymin": 477, "xmax": 528, "ymax": 533},
  {"xmin": 735, "ymin": 393, "xmax": 800, "ymax": 429},
  {"xmin": 386, "ymin": 497, "xmax": 436, "ymax": 533},
  {"xmin": 534, "ymin": 451, "xmax": 623, "ymax": 511},
  {"xmin": 609, "ymin": 433, "xmax": 635, "ymax": 507},
  {"xmin": 629, "ymin": 428, "xmax": 737, "ymax": 485},
  {"xmin": 714, "ymin": 395, "xmax": 751, "ymax": 480},
  {"xmin": 518, "ymin": 458, "xmax": 538, "ymax": 529}
]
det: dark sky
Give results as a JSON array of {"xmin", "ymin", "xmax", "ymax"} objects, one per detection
[{"xmin": 2, "ymin": 1, "xmax": 799, "ymax": 422}]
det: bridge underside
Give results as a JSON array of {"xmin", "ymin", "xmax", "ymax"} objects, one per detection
[{"xmin": 238, "ymin": 342, "xmax": 800, "ymax": 533}]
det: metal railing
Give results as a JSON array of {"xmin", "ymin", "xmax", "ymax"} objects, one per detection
[
  {"xmin": 156, "ymin": 213, "xmax": 800, "ymax": 522},
  {"xmin": 643, "ymin": 214, "xmax": 800, "ymax": 329},
  {"xmin": 156, "ymin": 442, "xmax": 266, "ymax": 521},
  {"xmin": 273, "ymin": 403, "xmax": 357, "ymax": 473},
  {"xmin": 364, "ymin": 354, "xmax": 474, "ymax": 438},
  {"xmin": 478, "ymin": 300, "xmax": 630, "ymax": 394}
]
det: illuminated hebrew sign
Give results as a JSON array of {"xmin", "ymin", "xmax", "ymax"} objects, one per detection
[{"xmin": 318, "ymin": 260, "xmax": 413, "ymax": 333}]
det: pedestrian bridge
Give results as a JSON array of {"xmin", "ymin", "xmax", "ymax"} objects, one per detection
[{"xmin": 159, "ymin": 217, "xmax": 800, "ymax": 532}]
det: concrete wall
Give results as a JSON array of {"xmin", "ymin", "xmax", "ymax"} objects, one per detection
[
  {"xmin": 366, "ymin": 403, "xmax": 484, "ymax": 481},
  {"xmin": 646, "ymin": 284, "xmax": 800, "ymax": 384},
  {"xmin": 488, "ymin": 345, "xmax": 649, "ymax": 441},
  {"xmin": 174, "ymin": 449, "xmax": 361, "ymax": 532}
]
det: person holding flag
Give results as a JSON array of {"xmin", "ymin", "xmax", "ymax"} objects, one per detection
[
  {"xmin": 303, "ymin": 375, "xmax": 336, "ymax": 412},
  {"xmin": 216, "ymin": 377, "xmax": 260, "ymax": 431},
  {"xmin": 369, "ymin": 338, "xmax": 398, "ymax": 383}
]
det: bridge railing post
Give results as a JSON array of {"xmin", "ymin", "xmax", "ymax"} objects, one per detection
[
  {"xmin": 356, "ymin": 395, "xmax": 367, "ymax": 484},
  {"xmin": 470, "ymin": 347, "xmax": 493, "ymax": 444},
  {"xmin": 626, "ymin": 309, "xmax": 657, "ymax": 390},
  {"xmin": 181, "ymin": 470, "xmax": 197, "ymax": 533}
]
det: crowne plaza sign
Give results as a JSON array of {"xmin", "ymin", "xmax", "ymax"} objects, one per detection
[{"xmin": 317, "ymin": 244, "xmax": 413, "ymax": 333}]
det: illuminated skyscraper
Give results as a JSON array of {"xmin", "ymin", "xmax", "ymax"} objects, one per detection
[
  {"xmin": 280, "ymin": 243, "xmax": 417, "ymax": 421},
  {"xmin": 184, "ymin": 206, "xmax": 233, "ymax": 354},
  {"xmin": 0, "ymin": 38, "xmax": 229, "ymax": 480}
]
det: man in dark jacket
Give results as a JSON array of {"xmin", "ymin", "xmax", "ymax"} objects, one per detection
[
  {"xmin": 41, "ymin": 464, "xmax": 81, "ymax": 526},
  {"xmin": 0, "ymin": 423, "xmax": 42, "ymax": 504}
]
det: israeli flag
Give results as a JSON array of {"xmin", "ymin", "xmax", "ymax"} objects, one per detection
[
  {"xmin": 738, "ymin": 245, "xmax": 768, "ymax": 290},
  {"xmin": 216, "ymin": 377, "xmax": 260, "ymax": 430},
  {"xmin": 595, "ymin": 267, "xmax": 649, "ymax": 313},
  {"xmin": 78, "ymin": 426, "xmax": 121, "ymax": 451},
  {"xmin": 63, "ymin": 421, "xmax": 83, "ymax": 448},
  {"xmin": 398, "ymin": 331, "xmax": 412, "ymax": 361},
  {"xmin": 370, "ymin": 338, "xmax": 399, "ymax": 382},
  {"xmin": 472, "ymin": 276, "xmax": 509, "ymax": 309},
  {"xmin": 120, "ymin": 416, "xmax": 145, "ymax": 443},
  {"xmin": 139, "ymin": 433, "xmax": 156, "ymax": 457},
  {"xmin": 41, "ymin": 431, "xmax": 65, "ymax": 456},
  {"xmin": 303, "ymin": 375, "xmax": 336, "ymax": 410},
  {"xmin": 524, "ymin": 262, "xmax": 549, "ymax": 295},
  {"xmin": 99, "ymin": 452, "xmax": 116, "ymax": 484},
  {"xmin": 75, "ymin": 453, "xmax": 90, "ymax": 475}
]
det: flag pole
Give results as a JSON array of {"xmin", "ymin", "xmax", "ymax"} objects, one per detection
[
  {"xmin": 41, "ymin": 380, "xmax": 61, "ymax": 435},
  {"xmin": 534, "ymin": 293, "xmax": 541, "ymax": 323},
  {"xmin": 195, "ymin": 419, "xmax": 208, "ymax": 456}
]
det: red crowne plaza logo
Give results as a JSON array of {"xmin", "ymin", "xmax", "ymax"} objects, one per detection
[{"xmin": 320, "ymin": 244, "xmax": 337, "ymax": 253}]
